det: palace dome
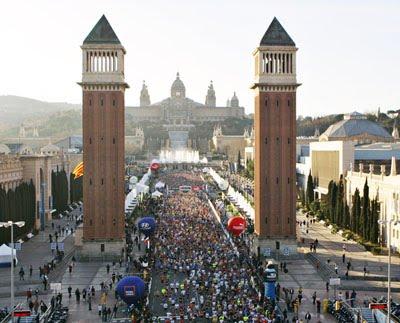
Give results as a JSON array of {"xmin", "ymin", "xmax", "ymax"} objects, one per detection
[
  {"xmin": 320, "ymin": 112, "xmax": 392, "ymax": 143},
  {"xmin": 171, "ymin": 72, "xmax": 186, "ymax": 98}
]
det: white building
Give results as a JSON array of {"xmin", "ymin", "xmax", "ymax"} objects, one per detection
[{"xmin": 346, "ymin": 157, "xmax": 400, "ymax": 250}]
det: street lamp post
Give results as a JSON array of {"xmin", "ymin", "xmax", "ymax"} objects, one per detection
[
  {"xmin": 378, "ymin": 218, "xmax": 399, "ymax": 323},
  {"xmin": 0, "ymin": 221, "xmax": 25, "ymax": 322}
]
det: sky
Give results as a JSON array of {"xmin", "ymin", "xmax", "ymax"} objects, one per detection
[{"xmin": 0, "ymin": 0, "xmax": 399, "ymax": 117}]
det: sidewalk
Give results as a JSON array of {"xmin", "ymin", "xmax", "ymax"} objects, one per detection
[
  {"xmin": 297, "ymin": 212, "xmax": 400, "ymax": 295},
  {"xmin": 0, "ymin": 206, "xmax": 80, "ymax": 303}
]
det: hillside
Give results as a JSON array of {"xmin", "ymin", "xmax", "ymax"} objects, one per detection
[{"xmin": 0, "ymin": 95, "xmax": 80, "ymax": 130}]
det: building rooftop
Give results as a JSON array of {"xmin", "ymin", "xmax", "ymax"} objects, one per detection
[
  {"xmin": 355, "ymin": 142, "xmax": 400, "ymax": 160},
  {"xmin": 260, "ymin": 17, "xmax": 295, "ymax": 47},
  {"xmin": 83, "ymin": 15, "xmax": 121, "ymax": 45},
  {"xmin": 321, "ymin": 112, "xmax": 392, "ymax": 140}
]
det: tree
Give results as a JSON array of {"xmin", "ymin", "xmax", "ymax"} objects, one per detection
[
  {"xmin": 327, "ymin": 181, "xmax": 338, "ymax": 222},
  {"xmin": 369, "ymin": 198, "xmax": 379, "ymax": 243},
  {"xmin": 360, "ymin": 179, "xmax": 370, "ymax": 240},
  {"xmin": 306, "ymin": 172, "xmax": 314, "ymax": 207},
  {"xmin": 335, "ymin": 176, "xmax": 345, "ymax": 226},
  {"xmin": 350, "ymin": 189, "xmax": 361, "ymax": 233}
]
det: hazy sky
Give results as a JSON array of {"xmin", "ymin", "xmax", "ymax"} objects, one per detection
[{"xmin": 1, "ymin": 0, "xmax": 399, "ymax": 116}]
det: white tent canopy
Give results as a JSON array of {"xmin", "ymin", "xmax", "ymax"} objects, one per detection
[{"xmin": 0, "ymin": 244, "xmax": 17, "ymax": 266}]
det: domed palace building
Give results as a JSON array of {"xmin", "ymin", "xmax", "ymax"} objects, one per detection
[
  {"xmin": 319, "ymin": 111, "xmax": 393, "ymax": 144},
  {"xmin": 126, "ymin": 73, "xmax": 245, "ymax": 123}
]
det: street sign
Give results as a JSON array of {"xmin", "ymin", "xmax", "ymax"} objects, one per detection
[
  {"xmin": 329, "ymin": 278, "xmax": 341, "ymax": 286},
  {"xmin": 10, "ymin": 243, "xmax": 22, "ymax": 250},
  {"xmin": 14, "ymin": 310, "xmax": 31, "ymax": 317},
  {"xmin": 50, "ymin": 283, "xmax": 62, "ymax": 292},
  {"xmin": 369, "ymin": 303, "xmax": 387, "ymax": 310},
  {"xmin": 283, "ymin": 247, "xmax": 290, "ymax": 256}
]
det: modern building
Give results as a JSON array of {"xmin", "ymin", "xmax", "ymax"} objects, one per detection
[
  {"xmin": 309, "ymin": 141, "xmax": 354, "ymax": 196},
  {"xmin": 319, "ymin": 112, "xmax": 393, "ymax": 144},
  {"xmin": 252, "ymin": 17, "xmax": 298, "ymax": 254},
  {"xmin": 79, "ymin": 15, "xmax": 127, "ymax": 257},
  {"xmin": 126, "ymin": 74, "xmax": 245, "ymax": 123},
  {"xmin": 54, "ymin": 135, "xmax": 83, "ymax": 152}
]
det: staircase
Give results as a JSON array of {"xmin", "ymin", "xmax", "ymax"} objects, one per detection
[{"xmin": 360, "ymin": 308, "xmax": 376, "ymax": 323}]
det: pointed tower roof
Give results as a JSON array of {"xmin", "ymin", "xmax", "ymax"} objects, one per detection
[
  {"xmin": 83, "ymin": 15, "xmax": 121, "ymax": 44},
  {"xmin": 260, "ymin": 17, "xmax": 295, "ymax": 46}
]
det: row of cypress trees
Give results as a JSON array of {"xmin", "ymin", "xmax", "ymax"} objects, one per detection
[
  {"xmin": 0, "ymin": 181, "xmax": 36, "ymax": 245},
  {"xmin": 51, "ymin": 170, "xmax": 69, "ymax": 213},
  {"xmin": 313, "ymin": 175, "xmax": 380, "ymax": 244},
  {"xmin": 69, "ymin": 173, "xmax": 83, "ymax": 204}
]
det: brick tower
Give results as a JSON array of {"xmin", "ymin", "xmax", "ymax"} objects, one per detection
[
  {"xmin": 252, "ymin": 18, "xmax": 299, "ymax": 255},
  {"xmin": 79, "ymin": 15, "xmax": 128, "ymax": 258}
]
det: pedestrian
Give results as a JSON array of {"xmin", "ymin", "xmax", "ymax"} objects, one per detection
[
  {"xmin": 316, "ymin": 299, "xmax": 321, "ymax": 314},
  {"xmin": 106, "ymin": 264, "xmax": 110, "ymax": 274},
  {"xmin": 26, "ymin": 288, "xmax": 32, "ymax": 302},
  {"xmin": 91, "ymin": 285, "xmax": 95, "ymax": 297},
  {"xmin": 113, "ymin": 304, "xmax": 118, "ymax": 316},
  {"xmin": 82, "ymin": 288, "xmax": 87, "ymax": 302},
  {"xmin": 326, "ymin": 281, "xmax": 329, "ymax": 292},
  {"xmin": 312, "ymin": 291, "xmax": 316, "ymax": 305},
  {"xmin": 363, "ymin": 265, "xmax": 367, "ymax": 277},
  {"xmin": 75, "ymin": 288, "xmax": 81, "ymax": 303},
  {"xmin": 29, "ymin": 265, "xmax": 33, "ymax": 277},
  {"xmin": 334, "ymin": 264, "xmax": 338, "ymax": 275},
  {"xmin": 68, "ymin": 286, "xmax": 72, "ymax": 298},
  {"xmin": 305, "ymin": 311, "xmax": 311, "ymax": 322},
  {"xmin": 347, "ymin": 261, "xmax": 351, "ymax": 271},
  {"xmin": 88, "ymin": 294, "xmax": 92, "ymax": 311},
  {"xmin": 98, "ymin": 304, "xmax": 102, "ymax": 316},
  {"xmin": 342, "ymin": 253, "xmax": 346, "ymax": 263},
  {"xmin": 19, "ymin": 267, "xmax": 25, "ymax": 280}
]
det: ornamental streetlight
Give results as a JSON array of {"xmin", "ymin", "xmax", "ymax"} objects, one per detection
[
  {"xmin": 0, "ymin": 221, "xmax": 25, "ymax": 322},
  {"xmin": 378, "ymin": 218, "xmax": 400, "ymax": 323}
]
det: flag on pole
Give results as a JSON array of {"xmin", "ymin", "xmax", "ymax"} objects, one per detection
[{"xmin": 72, "ymin": 162, "xmax": 84, "ymax": 179}]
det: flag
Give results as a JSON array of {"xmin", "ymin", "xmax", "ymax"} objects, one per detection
[{"xmin": 72, "ymin": 162, "xmax": 84, "ymax": 179}]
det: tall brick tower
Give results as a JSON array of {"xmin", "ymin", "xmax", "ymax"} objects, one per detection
[
  {"xmin": 252, "ymin": 18, "xmax": 299, "ymax": 255},
  {"xmin": 79, "ymin": 15, "xmax": 128, "ymax": 258}
]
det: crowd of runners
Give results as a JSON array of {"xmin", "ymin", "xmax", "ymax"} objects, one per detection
[{"xmin": 151, "ymin": 171, "xmax": 280, "ymax": 322}]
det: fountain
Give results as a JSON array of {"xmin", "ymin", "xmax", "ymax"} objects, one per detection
[{"xmin": 159, "ymin": 149, "xmax": 200, "ymax": 163}]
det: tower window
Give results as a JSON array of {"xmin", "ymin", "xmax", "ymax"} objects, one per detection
[
  {"xmin": 276, "ymin": 137, "xmax": 279, "ymax": 143},
  {"xmin": 89, "ymin": 178, "xmax": 92, "ymax": 185},
  {"xmin": 288, "ymin": 100, "xmax": 291, "ymax": 106},
  {"xmin": 264, "ymin": 137, "xmax": 268, "ymax": 144},
  {"xmin": 287, "ymin": 177, "xmax": 290, "ymax": 184},
  {"xmin": 100, "ymin": 98, "xmax": 104, "ymax": 106},
  {"xmin": 288, "ymin": 138, "xmax": 290, "ymax": 144},
  {"xmin": 101, "ymin": 137, "xmax": 103, "ymax": 141},
  {"xmin": 288, "ymin": 217, "xmax": 290, "ymax": 224},
  {"xmin": 113, "ymin": 100, "xmax": 116, "ymax": 107},
  {"xmin": 265, "ymin": 177, "xmax": 268, "ymax": 184},
  {"xmin": 265, "ymin": 99, "xmax": 268, "ymax": 107},
  {"xmin": 265, "ymin": 217, "xmax": 268, "ymax": 224},
  {"xmin": 101, "ymin": 178, "xmax": 104, "ymax": 185},
  {"xmin": 89, "ymin": 220, "xmax": 92, "ymax": 225},
  {"xmin": 113, "ymin": 138, "xmax": 115, "ymax": 144},
  {"xmin": 276, "ymin": 177, "xmax": 279, "ymax": 184},
  {"xmin": 276, "ymin": 100, "xmax": 279, "ymax": 107},
  {"xmin": 89, "ymin": 99, "xmax": 92, "ymax": 106}
]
